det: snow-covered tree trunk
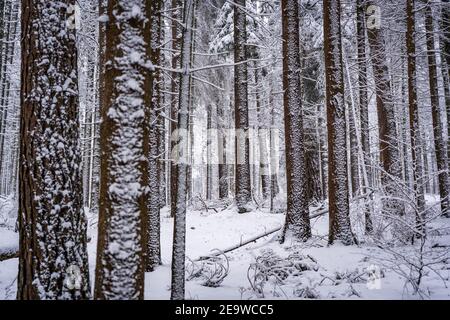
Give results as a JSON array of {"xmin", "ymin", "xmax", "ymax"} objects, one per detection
[
  {"xmin": 323, "ymin": 0, "xmax": 353, "ymax": 245},
  {"xmin": 269, "ymin": 82, "xmax": 280, "ymax": 211},
  {"xmin": 349, "ymin": 104, "xmax": 360, "ymax": 196},
  {"xmin": 158, "ymin": 11, "xmax": 167, "ymax": 210},
  {"xmin": 218, "ymin": 103, "xmax": 229, "ymax": 200},
  {"xmin": 406, "ymin": 0, "xmax": 425, "ymax": 222},
  {"xmin": 425, "ymin": 4, "xmax": 449, "ymax": 217},
  {"xmin": 356, "ymin": 0, "xmax": 373, "ymax": 233},
  {"xmin": 206, "ymin": 104, "xmax": 213, "ymax": 200},
  {"xmin": 170, "ymin": 0, "xmax": 183, "ymax": 218},
  {"xmin": 234, "ymin": 0, "xmax": 252, "ymax": 213},
  {"xmin": 441, "ymin": 4, "xmax": 450, "ymax": 171},
  {"xmin": 91, "ymin": 0, "xmax": 108, "ymax": 214},
  {"xmin": 80, "ymin": 0, "xmax": 100, "ymax": 210},
  {"xmin": 94, "ymin": 0, "xmax": 152, "ymax": 300},
  {"xmin": 171, "ymin": 0, "xmax": 195, "ymax": 301},
  {"xmin": 0, "ymin": 0, "xmax": 18, "ymax": 192},
  {"xmin": 147, "ymin": 0, "xmax": 162, "ymax": 272},
  {"xmin": 280, "ymin": 0, "xmax": 311, "ymax": 242},
  {"xmin": 366, "ymin": 1, "xmax": 405, "ymax": 217},
  {"xmin": 18, "ymin": 0, "xmax": 90, "ymax": 299},
  {"xmin": 255, "ymin": 66, "xmax": 270, "ymax": 200}
]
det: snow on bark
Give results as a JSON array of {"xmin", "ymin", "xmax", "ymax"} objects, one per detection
[
  {"xmin": 234, "ymin": 0, "xmax": 252, "ymax": 213},
  {"xmin": 356, "ymin": 0, "xmax": 373, "ymax": 233},
  {"xmin": 94, "ymin": 0, "xmax": 152, "ymax": 300},
  {"xmin": 170, "ymin": 0, "xmax": 183, "ymax": 218},
  {"xmin": 323, "ymin": 0, "xmax": 354, "ymax": 245},
  {"xmin": 406, "ymin": 0, "xmax": 425, "ymax": 223},
  {"xmin": 441, "ymin": 4, "xmax": 450, "ymax": 174},
  {"xmin": 18, "ymin": 0, "xmax": 90, "ymax": 299},
  {"xmin": 366, "ymin": 0, "xmax": 405, "ymax": 217},
  {"xmin": 146, "ymin": 0, "xmax": 162, "ymax": 273},
  {"xmin": 424, "ymin": 4, "xmax": 449, "ymax": 217},
  {"xmin": 280, "ymin": 0, "xmax": 311, "ymax": 241},
  {"xmin": 171, "ymin": 0, "xmax": 195, "ymax": 301}
]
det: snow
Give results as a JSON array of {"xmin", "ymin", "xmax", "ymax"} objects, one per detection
[
  {"xmin": 1, "ymin": 197, "xmax": 450, "ymax": 299},
  {"xmin": 0, "ymin": 229, "xmax": 18, "ymax": 258}
]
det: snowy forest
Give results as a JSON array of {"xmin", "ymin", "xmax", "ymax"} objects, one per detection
[{"xmin": 0, "ymin": 0, "xmax": 449, "ymax": 301}]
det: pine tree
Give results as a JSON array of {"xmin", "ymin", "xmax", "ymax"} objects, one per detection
[
  {"xmin": 366, "ymin": 0, "xmax": 405, "ymax": 217},
  {"xmin": 255, "ymin": 64, "xmax": 270, "ymax": 200},
  {"xmin": 94, "ymin": 0, "xmax": 152, "ymax": 300},
  {"xmin": 218, "ymin": 101, "xmax": 229, "ymax": 200},
  {"xmin": 79, "ymin": 0, "xmax": 100, "ymax": 210},
  {"xmin": 280, "ymin": 0, "xmax": 311, "ymax": 242},
  {"xmin": 356, "ymin": 0, "xmax": 373, "ymax": 233},
  {"xmin": 147, "ymin": 0, "xmax": 162, "ymax": 272},
  {"xmin": 323, "ymin": 0, "xmax": 354, "ymax": 245},
  {"xmin": 171, "ymin": 0, "xmax": 195, "ymax": 301},
  {"xmin": 0, "ymin": 0, "xmax": 19, "ymax": 190},
  {"xmin": 234, "ymin": 0, "xmax": 252, "ymax": 213},
  {"xmin": 170, "ymin": 0, "xmax": 183, "ymax": 218},
  {"xmin": 18, "ymin": 0, "xmax": 90, "ymax": 299},
  {"xmin": 441, "ymin": 3, "xmax": 450, "ymax": 171},
  {"xmin": 424, "ymin": 4, "xmax": 449, "ymax": 217},
  {"xmin": 406, "ymin": 0, "xmax": 425, "ymax": 224}
]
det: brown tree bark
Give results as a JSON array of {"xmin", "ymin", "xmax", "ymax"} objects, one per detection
[
  {"xmin": 170, "ymin": 0, "xmax": 183, "ymax": 218},
  {"xmin": 218, "ymin": 102, "xmax": 229, "ymax": 200},
  {"xmin": 356, "ymin": 0, "xmax": 373, "ymax": 233},
  {"xmin": 147, "ymin": 0, "xmax": 163, "ymax": 272},
  {"xmin": 425, "ymin": 4, "xmax": 449, "ymax": 217},
  {"xmin": 171, "ymin": 0, "xmax": 195, "ymax": 300},
  {"xmin": 366, "ymin": 1, "xmax": 405, "ymax": 217},
  {"xmin": 406, "ymin": 0, "xmax": 425, "ymax": 224},
  {"xmin": 18, "ymin": 0, "xmax": 90, "ymax": 299},
  {"xmin": 234, "ymin": 0, "xmax": 252, "ymax": 213},
  {"xmin": 280, "ymin": 0, "xmax": 311, "ymax": 242},
  {"xmin": 94, "ymin": 0, "xmax": 152, "ymax": 300},
  {"xmin": 324, "ymin": 0, "xmax": 354, "ymax": 245}
]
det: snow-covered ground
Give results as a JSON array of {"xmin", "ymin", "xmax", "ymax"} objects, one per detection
[{"xmin": 1, "ymin": 197, "xmax": 449, "ymax": 300}]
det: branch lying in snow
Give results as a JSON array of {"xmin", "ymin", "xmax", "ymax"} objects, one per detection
[
  {"xmin": 195, "ymin": 226, "xmax": 283, "ymax": 261},
  {"xmin": 195, "ymin": 192, "xmax": 376, "ymax": 261},
  {"xmin": 0, "ymin": 247, "xmax": 18, "ymax": 262},
  {"xmin": 187, "ymin": 250, "xmax": 230, "ymax": 287}
]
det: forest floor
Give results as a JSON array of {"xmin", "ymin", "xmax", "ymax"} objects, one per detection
[{"xmin": 1, "ymin": 195, "xmax": 449, "ymax": 300}]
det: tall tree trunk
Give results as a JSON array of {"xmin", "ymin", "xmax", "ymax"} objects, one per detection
[
  {"xmin": 218, "ymin": 102, "xmax": 228, "ymax": 199},
  {"xmin": 18, "ymin": 0, "xmax": 90, "ymax": 299},
  {"xmin": 425, "ymin": 4, "xmax": 449, "ymax": 217},
  {"xmin": 206, "ymin": 104, "xmax": 213, "ymax": 200},
  {"xmin": 0, "ymin": 0, "xmax": 17, "ymax": 186},
  {"xmin": 234, "ymin": 0, "xmax": 252, "ymax": 213},
  {"xmin": 280, "ymin": 0, "xmax": 311, "ymax": 242},
  {"xmin": 406, "ymin": 0, "xmax": 425, "ymax": 227},
  {"xmin": 356, "ymin": 0, "xmax": 373, "ymax": 232},
  {"xmin": 94, "ymin": 0, "xmax": 152, "ymax": 300},
  {"xmin": 255, "ymin": 66, "xmax": 270, "ymax": 200},
  {"xmin": 158, "ymin": 2, "xmax": 167, "ymax": 209},
  {"xmin": 357, "ymin": 0, "xmax": 371, "ymax": 185},
  {"xmin": 441, "ymin": 3, "xmax": 450, "ymax": 169},
  {"xmin": 349, "ymin": 104, "xmax": 360, "ymax": 196},
  {"xmin": 269, "ymin": 95, "xmax": 280, "ymax": 211},
  {"xmin": 324, "ymin": 0, "xmax": 353, "ymax": 245},
  {"xmin": 147, "ymin": 0, "xmax": 162, "ymax": 272},
  {"xmin": 171, "ymin": 0, "xmax": 195, "ymax": 301},
  {"xmin": 366, "ymin": 1, "xmax": 405, "ymax": 217},
  {"xmin": 170, "ymin": 0, "xmax": 183, "ymax": 218}
]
